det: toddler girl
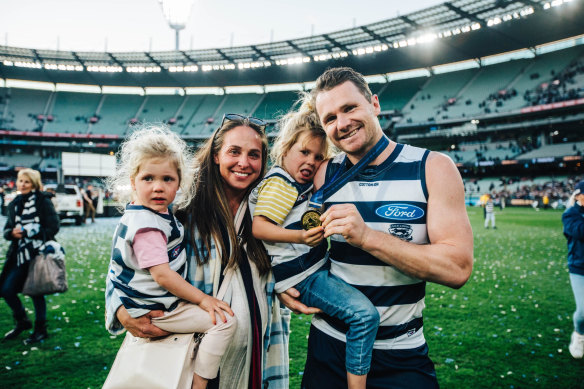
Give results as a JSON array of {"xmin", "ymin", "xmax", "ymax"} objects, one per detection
[
  {"xmin": 106, "ymin": 125, "xmax": 236, "ymax": 389},
  {"xmin": 249, "ymin": 96, "xmax": 379, "ymax": 389}
]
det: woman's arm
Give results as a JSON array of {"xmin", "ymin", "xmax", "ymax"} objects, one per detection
[
  {"xmin": 3, "ymin": 203, "xmax": 16, "ymax": 241},
  {"xmin": 38, "ymin": 195, "xmax": 60, "ymax": 240}
]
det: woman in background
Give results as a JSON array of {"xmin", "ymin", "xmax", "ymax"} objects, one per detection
[
  {"xmin": 1, "ymin": 168, "xmax": 59, "ymax": 344},
  {"xmin": 562, "ymin": 180, "xmax": 584, "ymax": 359}
]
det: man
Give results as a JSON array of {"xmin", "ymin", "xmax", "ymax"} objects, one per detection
[
  {"xmin": 279, "ymin": 67, "xmax": 474, "ymax": 388},
  {"xmin": 82, "ymin": 184, "xmax": 96, "ymax": 223}
]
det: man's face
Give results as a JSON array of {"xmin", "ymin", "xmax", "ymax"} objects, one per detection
[{"xmin": 315, "ymin": 81, "xmax": 381, "ymax": 161}]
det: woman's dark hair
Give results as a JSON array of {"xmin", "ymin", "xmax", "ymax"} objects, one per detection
[{"xmin": 185, "ymin": 118, "xmax": 270, "ymax": 275}]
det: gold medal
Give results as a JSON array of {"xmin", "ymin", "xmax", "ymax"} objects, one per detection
[{"xmin": 301, "ymin": 209, "xmax": 322, "ymax": 230}]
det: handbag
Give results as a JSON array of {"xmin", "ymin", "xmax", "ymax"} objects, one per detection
[
  {"xmin": 102, "ymin": 332, "xmax": 204, "ymax": 389},
  {"xmin": 22, "ymin": 240, "xmax": 67, "ymax": 296}
]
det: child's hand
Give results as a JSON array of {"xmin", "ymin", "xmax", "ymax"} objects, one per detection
[
  {"xmin": 300, "ymin": 226, "xmax": 325, "ymax": 247},
  {"xmin": 198, "ymin": 295, "xmax": 234, "ymax": 324}
]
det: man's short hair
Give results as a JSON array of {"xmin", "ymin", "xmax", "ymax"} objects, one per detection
[{"xmin": 311, "ymin": 67, "xmax": 373, "ymax": 103}]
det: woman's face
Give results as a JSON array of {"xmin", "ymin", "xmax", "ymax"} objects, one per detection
[
  {"xmin": 214, "ymin": 125, "xmax": 263, "ymax": 200},
  {"xmin": 17, "ymin": 175, "xmax": 34, "ymax": 195}
]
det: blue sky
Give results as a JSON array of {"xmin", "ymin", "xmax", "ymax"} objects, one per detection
[{"xmin": 0, "ymin": 0, "xmax": 444, "ymax": 52}]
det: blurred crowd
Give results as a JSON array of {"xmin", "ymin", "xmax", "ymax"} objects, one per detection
[{"xmin": 467, "ymin": 174, "xmax": 584, "ymax": 209}]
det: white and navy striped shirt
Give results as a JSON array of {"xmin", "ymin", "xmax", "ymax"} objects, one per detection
[
  {"xmin": 312, "ymin": 144, "xmax": 430, "ymax": 350},
  {"xmin": 249, "ymin": 166, "xmax": 328, "ymax": 293},
  {"xmin": 107, "ymin": 205, "xmax": 187, "ymax": 318}
]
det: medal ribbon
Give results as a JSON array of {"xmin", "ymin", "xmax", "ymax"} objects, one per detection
[{"xmin": 308, "ymin": 135, "xmax": 390, "ymax": 209}]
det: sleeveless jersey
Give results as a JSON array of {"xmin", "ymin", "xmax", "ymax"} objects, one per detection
[
  {"xmin": 249, "ymin": 165, "xmax": 327, "ymax": 293},
  {"xmin": 312, "ymin": 143, "xmax": 430, "ymax": 350},
  {"xmin": 107, "ymin": 205, "xmax": 187, "ymax": 318}
]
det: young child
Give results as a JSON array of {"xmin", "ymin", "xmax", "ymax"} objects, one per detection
[
  {"xmin": 249, "ymin": 96, "xmax": 379, "ymax": 389},
  {"xmin": 106, "ymin": 125, "xmax": 236, "ymax": 389}
]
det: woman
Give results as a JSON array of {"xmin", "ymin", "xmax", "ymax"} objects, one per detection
[
  {"xmin": 1, "ymin": 168, "xmax": 60, "ymax": 344},
  {"xmin": 105, "ymin": 114, "xmax": 290, "ymax": 389},
  {"xmin": 562, "ymin": 180, "xmax": 584, "ymax": 359}
]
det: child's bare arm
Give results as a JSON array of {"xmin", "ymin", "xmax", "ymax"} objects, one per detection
[
  {"xmin": 149, "ymin": 263, "xmax": 233, "ymax": 324},
  {"xmin": 253, "ymin": 215, "xmax": 324, "ymax": 247}
]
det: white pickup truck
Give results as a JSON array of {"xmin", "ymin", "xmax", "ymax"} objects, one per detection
[{"xmin": 45, "ymin": 184, "xmax": 84, "ymax": 225}]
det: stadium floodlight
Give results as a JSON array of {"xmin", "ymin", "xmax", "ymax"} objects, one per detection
[{"xmin": 158, "ymin": 0, "xmax": 196, "ymax": 50}]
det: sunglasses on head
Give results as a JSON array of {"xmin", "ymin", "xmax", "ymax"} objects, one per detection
[{"xmin": 221, "ymin": 113, "xmax": 267, "ymax": 132}]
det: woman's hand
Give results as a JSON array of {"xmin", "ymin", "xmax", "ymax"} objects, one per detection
[
  {"xmin": 11, "ymin": 227, "xmax": 24, "ymax": 239},
  {"xmin": 116, "ymin": 306, "xmax": 169, "ymax": 338},
  {"xmin": 198, "ymin": 295, "xmax": 234, "ymax": 324},
  {"xmin": 277, "ymin": 288, "xmax": 322, "ymax": 315}
]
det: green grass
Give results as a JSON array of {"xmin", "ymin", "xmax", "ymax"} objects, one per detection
[{"xmin": 1, "ymin": 209, "xmax": 584, "ymax": 388}]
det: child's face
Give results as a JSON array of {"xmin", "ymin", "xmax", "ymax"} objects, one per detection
[
  {"xmin": 131, "ymin": 158, "xmax": 180, "ymax": 213},
  {"xmin": 282, "ymin": 132, "xmax": 325, "ymax": 184}
]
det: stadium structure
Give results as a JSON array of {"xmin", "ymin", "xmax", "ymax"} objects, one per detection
[{"xmin": 0, "ymin": 0, "xmax": 583, "ymax": 204}]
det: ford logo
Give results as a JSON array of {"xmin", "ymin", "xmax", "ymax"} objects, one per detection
[{"xmin": 375, "ymin": 204, "xmax": 424, "ymax": 221}]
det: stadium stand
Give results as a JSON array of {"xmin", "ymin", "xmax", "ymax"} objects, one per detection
[
  {"xmin": 89, "ymin": 94, "xmax": 144, "ymax": 135},
  {"xmin": 0, "ymin": 88, "xmax": 51, "ymax": 131},
  {"xmin": 180, "ymin": 94, "xmax": 224, "ymax": 137},
  {"xmin": 515, "ymin": 141, "xmax": 584, "ymax": 159},
  {"xmin": 138, "ymin": 94, "xmax": 184, "ymax": 124},
  {"xmin": 253, "ymin": 90, "xmax": 299, "ymax": 121},
  {"xmin": 43, "ymin": 91, "xmax": 102, "ymax": 134}
]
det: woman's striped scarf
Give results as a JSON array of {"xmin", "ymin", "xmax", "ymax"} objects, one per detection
[{"xmin": 14, "ymin": 192, "xmax": 43, "ymax": 266}]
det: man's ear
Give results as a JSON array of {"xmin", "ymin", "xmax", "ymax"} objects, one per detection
[{"xmin": 371, "ymin": 94, "xmax": 381, "ymax": 116}]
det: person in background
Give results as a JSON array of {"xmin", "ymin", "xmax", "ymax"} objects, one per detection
[
  {"xmin": 83, "ymin": 184, "xmax": 96, "ymax": 223},
  {"xmin": 562, "ymin": 180, "xmax": 584, "ymax": 359},
  {"xmin": 0, "ymin": 168, "xmax": 59, "ymax": 344},
  {"xmin": 484, "ymin": 195, "xmax": 496, "ymax": 229},
  {"xmin": 0, "ymin": 186, "xmax": 5, "ymax": 216},
  {"xmin": 106, "ymin": 114, "xmax": 290, "ymax": 389}
]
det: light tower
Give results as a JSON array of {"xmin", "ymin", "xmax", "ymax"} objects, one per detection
[{"xmin": 158, "ymin": 0, "xmax": 196, "ymax": 50}]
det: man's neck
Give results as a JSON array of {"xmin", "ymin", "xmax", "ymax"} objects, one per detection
[{"xmin": 345, "ymin": 135, "xmax": 396, "ymax": 166}]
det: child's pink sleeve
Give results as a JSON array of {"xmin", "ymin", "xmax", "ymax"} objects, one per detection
[{"xmin": 133, "ymin": 229, "xmax": 168, "ymax": 269}]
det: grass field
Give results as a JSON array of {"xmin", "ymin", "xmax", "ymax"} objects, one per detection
[{"xmin": 1, "ymin": 207, "xmax": 583, "ymax": 388}]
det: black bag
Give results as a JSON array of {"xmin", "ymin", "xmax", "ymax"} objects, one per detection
[{"xmin": 22, "ymin": 241, "xmax": 67, "ymax": 296}]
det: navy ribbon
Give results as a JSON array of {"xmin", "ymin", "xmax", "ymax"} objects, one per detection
[{"xmin": 308, "ymin": 135, "xmax": 390, "ymax": 209}]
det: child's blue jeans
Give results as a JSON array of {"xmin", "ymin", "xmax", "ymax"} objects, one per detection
[{"xmin": 295, "ymin": 267, "xmax": 379, "ymax": 376}]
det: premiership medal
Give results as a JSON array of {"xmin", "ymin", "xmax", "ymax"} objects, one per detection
[
  {"xmin": 301, "ymin": 209, "xmax": 322, "ymax": 230},
  {"xmin": 304, "ymin": 136, "xmax": 390, "ymax": 230}
]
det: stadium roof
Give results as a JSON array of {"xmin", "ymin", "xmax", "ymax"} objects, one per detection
[{"xmin": 1, "ymin": 0, "xmax": 583, "ymax": 88}]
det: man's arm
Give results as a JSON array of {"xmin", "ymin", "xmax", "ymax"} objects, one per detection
[{"xmin": 321, "ymin": 152, "xmax": 473, "ymax": 289}]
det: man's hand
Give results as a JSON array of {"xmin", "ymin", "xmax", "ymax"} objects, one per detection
[
  {"xmin": 321, "ymin": 204, "xmax": 369, "ymax": 248},
  {"xmin": 277, "ymin": 288, "xmax": 322, "ymax": 315},
  {"xmin": 117, "ymin": 307, "xmax": 169, "ymax": 338}
]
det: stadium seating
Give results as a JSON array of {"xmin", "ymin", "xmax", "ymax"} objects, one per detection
[
  {"xmin": 89, "ymin": 94, "xmax": 144, "ymax": 135},
  {"xmin": 515, "ymin": 141, "xmax": 584, "ymax": 159},
  {"xmin": 402, "ymin": 69, "xmax": 476, "ymax": 123},
  {"xmin": 0, "ymin": 88, "xmax": 51, "ymax": 131},
  {"xmin": 376, "ymin": 77, "xmax": 427, "ymax": 113},
  {"xmin": 44, "ymin": 91, "xmax": 102, "ymax": 134},
  {"xmin": 253, "ymin": 90, "xmax": 299, "ymax": 121},
  {"xmin": 138, "ymin": 94, "xmax": 184, "ymax": 124}
]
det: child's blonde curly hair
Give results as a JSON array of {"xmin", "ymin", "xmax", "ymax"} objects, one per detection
[
  {"xmin": 106, "ymin": 124, "xmax": 196, "ymax": 211},
  {"xmin": 270, "ymin": 92, "xmax": 334, "ymax": 166}
]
